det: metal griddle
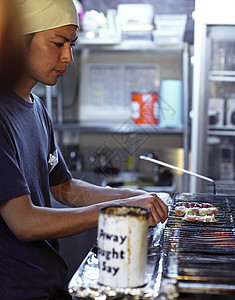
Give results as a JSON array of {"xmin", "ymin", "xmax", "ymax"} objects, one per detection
[{"xmin": 161, "ymin": 193, "xmax": 235, "ymax": 298}]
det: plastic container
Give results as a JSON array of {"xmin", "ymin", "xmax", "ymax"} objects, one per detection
[
  {"xmin": 159, "ymin": 80, "xmax": 183, "ymax": 127},
  {"xmin": 153, "ymin": 14, "xmax": 187, "ymax": 44},
  {"xmin": 154, "ymin": 14, "xmax": 187, "ymax": 32},
  {"xmin": 117, "ymin": 4, "xmax": 154, "ymax": 29}
]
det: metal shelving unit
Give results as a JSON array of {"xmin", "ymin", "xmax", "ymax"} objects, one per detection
[{"xmin": 45, "ymin": 41, "xmax": 191, "ymax": 191}]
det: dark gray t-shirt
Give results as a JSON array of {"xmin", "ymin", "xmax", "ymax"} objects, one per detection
[{"xmin": 0, "ymin": 92, "xmax": 72, "ymax": 299}]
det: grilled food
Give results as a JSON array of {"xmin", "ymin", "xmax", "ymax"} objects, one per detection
[
  {"xmin": 175, "ymin": 201, "xmax": 213, "ymax": 208},
  {"xmin": 174, "ymin": 201, "xmax": 219, "ymax": 223},
  {"xmin": 183, "ymin": 213, "xmax": 215, "ymax": 223}
]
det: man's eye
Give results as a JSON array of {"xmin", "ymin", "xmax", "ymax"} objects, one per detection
[
  {"xmin": 70, "ymin": 42, "xmax": 77, "ymax": 48},
  {"xmin": 54, "ymin": 43, "xmax": 64, "ymax": 48}
]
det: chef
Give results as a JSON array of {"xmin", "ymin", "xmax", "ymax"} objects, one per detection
[{"xmin": 0, "ymin": 0, "xmax": 168, "ymax": 299}]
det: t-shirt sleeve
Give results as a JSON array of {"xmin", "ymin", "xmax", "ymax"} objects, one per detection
[
  {"xmin": 0, "ymin": 121, "xmax": 30, "ymax": 201},
  {"xmin": 48, "ymin": 138, "xmax": 72, "ymax": 187}
]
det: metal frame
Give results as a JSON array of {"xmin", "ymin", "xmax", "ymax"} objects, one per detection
[{"xmin": 190, "ymin": 0, "xmax": 235, "ymax": 193}]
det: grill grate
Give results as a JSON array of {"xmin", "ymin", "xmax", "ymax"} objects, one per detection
[{"xmin": 162, "ymin": 193, "xmax": 235, "ymax": 295}]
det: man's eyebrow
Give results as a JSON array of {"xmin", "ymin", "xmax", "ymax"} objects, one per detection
[{"xmin": 54, "ymin": 34, "xmax": 78, "ymax": 43}]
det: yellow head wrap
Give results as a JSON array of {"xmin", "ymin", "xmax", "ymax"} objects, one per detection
[{"xmin": 18, "ymin": 0, "xmax": 79, "ymax": 35}]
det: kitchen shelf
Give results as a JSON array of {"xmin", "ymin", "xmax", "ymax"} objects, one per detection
[
  {"xmin": 75, "ymin": 41, "xmax": 188, "ymax": 53},
  {"xmin": 209, "ymin": 70, "xmax": 235, "ymax": 82},
  {"xmin": 53, "ymin": 123, "xmax": 184, "ymax": 134},
  {"xmin": 208, "ymin": 127, "xmax": 235, "ymax": 136}
]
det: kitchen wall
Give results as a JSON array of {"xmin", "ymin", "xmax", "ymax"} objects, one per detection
[{"xmin": 80, "ymin": 0, "xmax": 195, "ymax": 44}]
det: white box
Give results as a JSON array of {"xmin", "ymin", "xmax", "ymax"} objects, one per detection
[
  {"xmin": 154, "ymin": 14, "xmax": 187, "ymax": 33},
  {"xmin": 208, "ymin": 98, "xmax": 224, "ymax": 126},
  {"xmin": 226, "ymin": 98, "xmax": 235, "ymax": 126}
]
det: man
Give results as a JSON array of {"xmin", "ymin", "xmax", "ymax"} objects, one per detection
[{"xmin": 0, "ymin": 0, "xmax": 168, "ymax": 299}]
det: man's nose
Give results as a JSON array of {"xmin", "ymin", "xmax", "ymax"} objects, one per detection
[{"xmin": 60, "ymin": 44, "xmax": 74, "ymax": 64}]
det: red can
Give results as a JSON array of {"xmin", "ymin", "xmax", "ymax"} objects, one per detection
[{"xmin": 131, "ymin": 93, "xmax": 159, "ymax": 124}]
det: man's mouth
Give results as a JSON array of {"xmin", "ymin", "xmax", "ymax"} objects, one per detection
[{"xmin": 54, "ymin": 69, "xmax": 66, "ymax": 76}]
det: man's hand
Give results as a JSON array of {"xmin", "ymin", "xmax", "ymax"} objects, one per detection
[{"xmin": 111, "ymin": 192, "xmax": 168, "ymax": 226}]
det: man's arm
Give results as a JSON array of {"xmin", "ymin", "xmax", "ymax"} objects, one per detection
[
  {"xmin": 51, "ymin": 178, "xmax": 168, "ymax": 225},
  {"xmin": 0, "ymin": 189, "xmax": 168, "ymax": 242},
  {"xmin": 50, "ymin": 178, "xmax": 147, "ymax": 207},
  {"xmin": 0, "ymin": 194, "xmax": 100, "ymax": 241}
]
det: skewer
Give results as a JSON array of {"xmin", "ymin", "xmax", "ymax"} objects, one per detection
[
  {"xmin": 168, "ymin": 215, "xmax": 219, "ymax": 222},
  {"xmin": 168, "ymin": 215, "xmax": 183, "ymax": 219}
]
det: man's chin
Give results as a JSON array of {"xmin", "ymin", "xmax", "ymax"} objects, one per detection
[{"xmin": 41, "ymin": 78, "xmax": 59, "ymax": 86}]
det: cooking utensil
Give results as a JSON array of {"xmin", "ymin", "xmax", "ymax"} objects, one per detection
[{"xmin": 140, "ymin": 155, "xmax": 216, "ymax": 194}]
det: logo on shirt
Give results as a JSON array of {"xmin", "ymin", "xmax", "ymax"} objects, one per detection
[{"xmin": 48, "ymin": 149, "xmax": 58, "ymax": 173}]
